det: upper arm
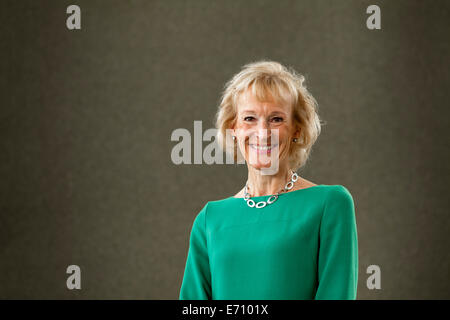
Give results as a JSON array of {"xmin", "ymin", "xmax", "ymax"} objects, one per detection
[
  {"xmin": 179, "ymin": 203, "xmax": 212, "ymax": 300},
  {"xmin": 315, "ymin": 186, "xmax": 358, "ymax": 300}
]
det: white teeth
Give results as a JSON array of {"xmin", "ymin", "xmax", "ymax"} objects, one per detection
[{"xmin": 250, "ymin": 144, "xmax": 277, "ymax": 151}]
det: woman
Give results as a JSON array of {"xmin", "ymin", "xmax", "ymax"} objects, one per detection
[{"xmin": 179, "ymin": 61, "xmax": 358, "ymax": 300}]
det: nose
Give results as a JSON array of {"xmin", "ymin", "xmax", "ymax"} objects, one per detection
[{"xmin": 255, "ymin": 120, "xmax": 271, "ymax": 143}]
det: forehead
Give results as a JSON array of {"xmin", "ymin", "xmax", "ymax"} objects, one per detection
[{"xmin": 236, "ymin": 89, "xmax": 291, "ymax": 114}]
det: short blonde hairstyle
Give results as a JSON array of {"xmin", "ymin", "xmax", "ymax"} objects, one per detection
[{"xmin": 215, "ymin": 60, "xmax": 322, "ymax": 171}]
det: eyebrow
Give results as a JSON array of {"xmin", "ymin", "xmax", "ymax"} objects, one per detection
[{"xmin": 241, "ymin": 109, "xmax": 287, "ymax": 116}]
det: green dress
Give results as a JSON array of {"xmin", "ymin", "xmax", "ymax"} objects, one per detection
[{"xmin": 179, "ymin": 184, "xmax": 358, "ymax": 300}]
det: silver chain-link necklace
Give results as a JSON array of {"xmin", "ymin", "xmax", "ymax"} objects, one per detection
[{"xmin": 243, "ymin": 170, "xmax": 299, "ymax": 209}]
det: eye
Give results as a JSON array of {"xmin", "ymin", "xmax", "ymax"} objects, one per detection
[
  {"xmin": 271, "ymin": 117, "xmax": 284, "ymax": 123},
  {"xmin": 244, "ymin": 116, "xmax": 255, "ymax": 121}
]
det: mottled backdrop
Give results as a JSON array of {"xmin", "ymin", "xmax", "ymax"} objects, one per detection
[{"xmin": 0, "ymin": 0, "xmax": 449, "ymax": 299}]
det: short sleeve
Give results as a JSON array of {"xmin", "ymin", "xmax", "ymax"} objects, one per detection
[
  {"xmin": 314, "ymin": 185, "xmax": 358, "ymax": 300},
  {"xmin": 179, "ymin": 203, "xmax": 212, "ymax": 300}
]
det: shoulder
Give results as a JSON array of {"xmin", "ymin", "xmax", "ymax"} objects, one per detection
[
  {"xmin": 192, "ymin": 199, "xmax": 231, "ymax": 224},
  {"xmin": 191, "ymin": 199, "xmax": 234, "ymax": 234},
  {"xmin": 320, "ymin": 185, "xmax": 356, "ymax": 223},
  {"xmin": 191, "ymin": 202, "xmax": 209, "ymax": 229},
  {"xmin": 325, "ymin": 185, "xmax": 354, "ymax": 203}
]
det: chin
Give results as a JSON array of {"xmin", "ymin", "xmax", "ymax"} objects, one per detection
[
  {"xmin": 248, "ymin": 162, "xmax": 274, "ymax": 170},
  {"xmin": 244, "ymin": 144, "xmax": 283, "ymax": 170},
  {"xmin": 245, "ymin": 144, "xmax": 292, "ymax": 170}
]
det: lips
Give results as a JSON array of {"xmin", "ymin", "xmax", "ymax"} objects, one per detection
[{"xmin": 249, "ymin": 144, "xmax": 278, "ymax": 151}]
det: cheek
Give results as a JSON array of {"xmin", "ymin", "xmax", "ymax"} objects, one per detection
[
  {"xmin": 235, "ymin": 126, "xmax": 252, "ymax": 141},
  {"xmin": 235, "ymin": 124, "xmax": 291, "ymax": 144},
  {"xmin": 272, "ymin": 127, "xmax": 290, "ymax": 143}
]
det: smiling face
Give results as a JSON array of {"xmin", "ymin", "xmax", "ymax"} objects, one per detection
[{"xmin": 232, "ymin": 88, "xmax": 299, "ymax": 171}]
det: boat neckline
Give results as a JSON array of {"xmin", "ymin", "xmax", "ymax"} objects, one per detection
[{"xmin": 227, "ymin": 184, "xmax": 325, "ymax": 200}]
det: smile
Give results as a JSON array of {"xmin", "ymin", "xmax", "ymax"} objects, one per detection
[{"xmin": 249, "ymin": 144, "xmax": 278, "ymax": 151}]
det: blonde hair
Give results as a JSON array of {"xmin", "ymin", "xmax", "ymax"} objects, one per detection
[{"xmin": 215, "ymin": 60, "xmax": 323, "ymax": 171}]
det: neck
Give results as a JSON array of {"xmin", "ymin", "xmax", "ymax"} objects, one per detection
[{"xmin": 246, "ymin": 166, "xmax": 292, "ymax": 197}]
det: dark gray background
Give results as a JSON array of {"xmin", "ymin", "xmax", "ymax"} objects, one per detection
[{"xmin": 1, "ymin": 0, "xmax": 449, "ymax": 299}]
